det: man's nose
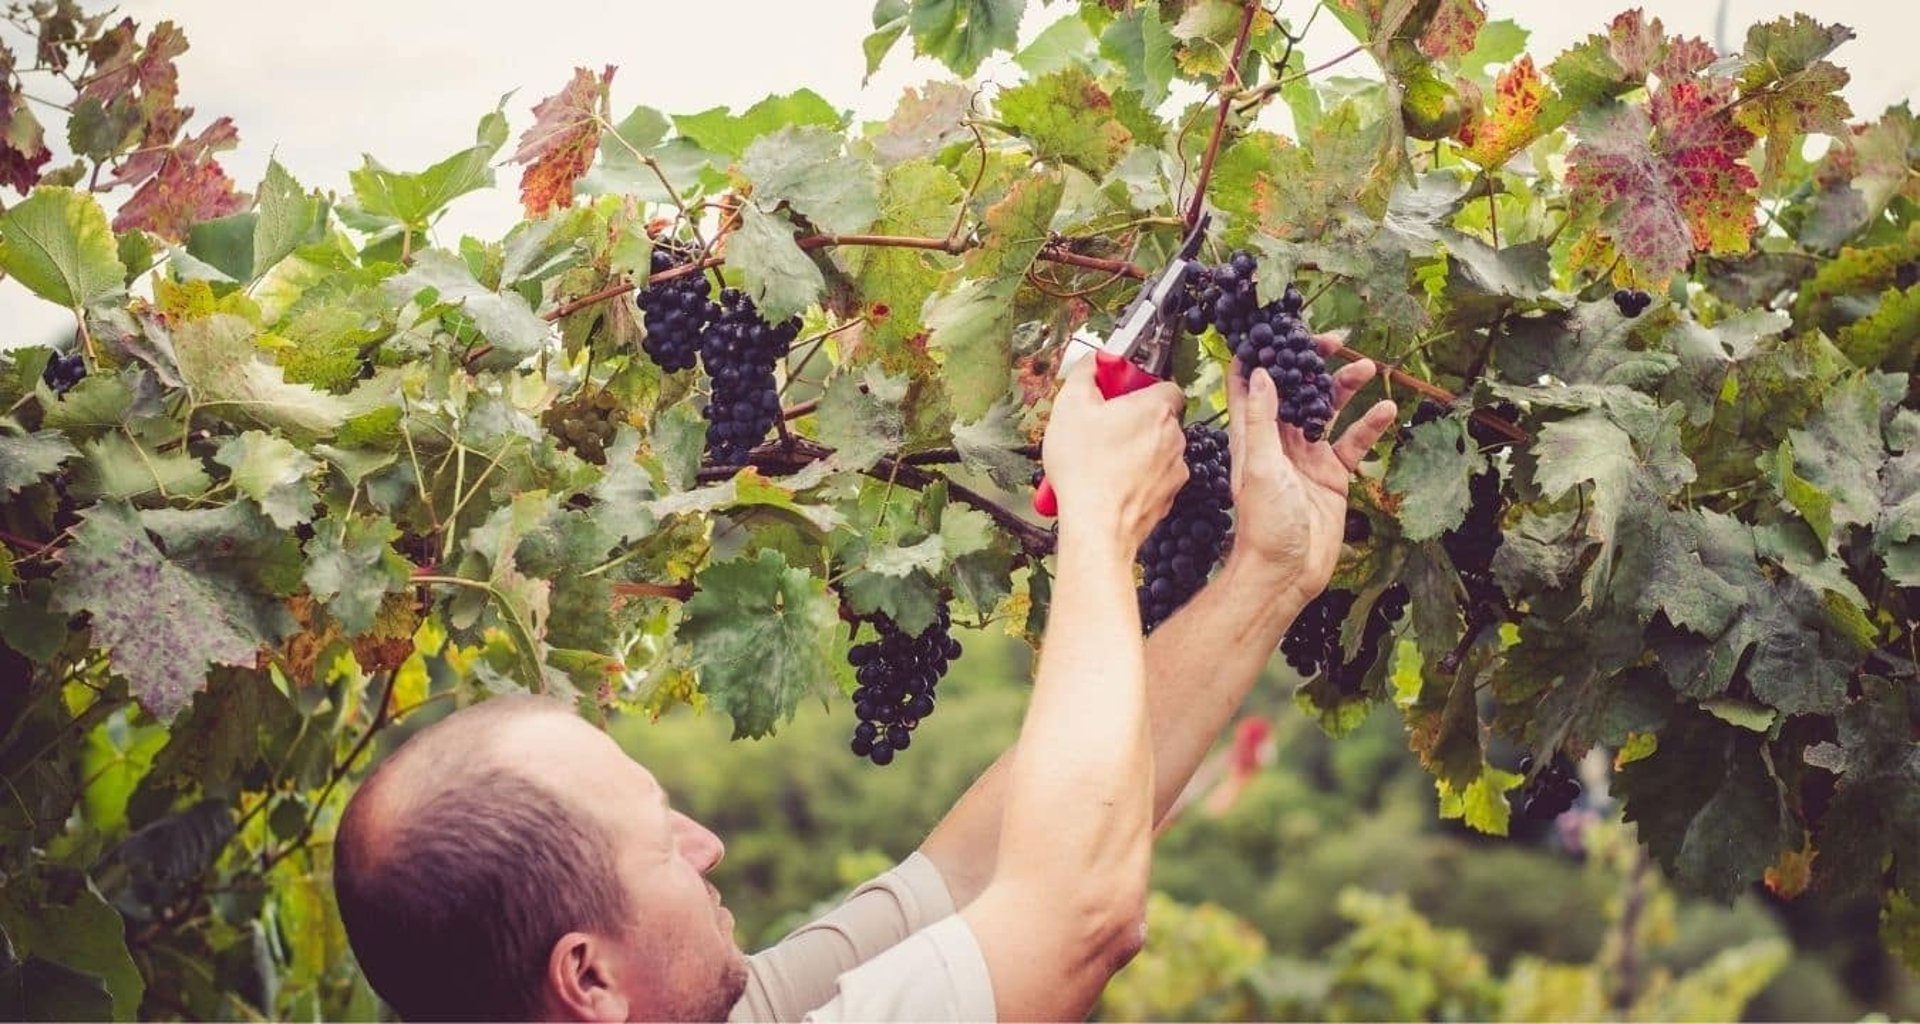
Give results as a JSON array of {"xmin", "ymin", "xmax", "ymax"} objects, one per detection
[{"xmin": 673, "ymin": 812, "xmax": 726, "ymax": 872}]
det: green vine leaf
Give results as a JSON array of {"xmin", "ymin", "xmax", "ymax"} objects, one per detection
[
  {"xmin": 681, "ymin": 549, "xmax": 847, "ymax": 739},
  {"xmin": 903, "ymin": 0, "xmax": 1024, "ymax": 78},
  {"xmin": 0, "ymin": 430, "xmax": 81, "ymax": 494},
  {"xmin": 173, "ymin": 314, "xmax": 354, "ymax": 441},
  {"xmin": 303, "ymin": 515, "xmax": 410, "ymax": 636},
  {"xmin": 674, "ymin": 90, "xmax": 843, "ymax": 160},
  {"xmin": 347, "ymin": 107, "xmax": 506, "ymax": 231},
  {"xmin": 213, "ymin": 431, "xmax": 319, "ymax": 529},
  {"xmin": 729, "ymin": 204, "xmax": 825, "ymax": 324},
  {"xmin": 52, "ymin": 502, "xmax": 287, "ymax": 720},
  {"xmin": 1385, "ymin": 417, "xmax": 1485, "ymax": 541},
  {"xmin": 384, "ymin": 251, "xmax": 549, "ymax": 365},
  {"xmin": 0, "ymin": 186, "xmax": 128, "ymax": 310},
  {"xmin": 997, "ymin": 66, "xmax": 1136, "ymax": 176},
  {"xmin": 740, "ymin": 127, "xmax": 879, "ymax": 235},
  {"xmin": 1732, "ymin": 15, "xmax": 1855, "ymax": 186},
  {"xmin": 1617, "ymin": 712, "xmax": 1796, "ymax": 902}
]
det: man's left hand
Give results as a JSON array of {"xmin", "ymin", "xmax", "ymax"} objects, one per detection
[{"xmin": 1222, "ymin": 338, "xmax": 1398, "ymax": 602}]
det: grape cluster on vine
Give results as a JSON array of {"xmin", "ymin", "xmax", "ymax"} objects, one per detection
[
  {"xmin": 636, "ymin": 246, "xmax": 717, "ymax": 373},
  {"xmin": 542, "ymin": 388, "xmax": 625, "ymax": 464},
  {"xmin": 41, "ymin": 352, "xmax": 85, "ymax": 396},
  {"xmin": 1137, "ymin": 425, "xmax": 1232, "ymax": 631},
  {"xmin": 1175, "ymin": 251, "xmax": 1336, "ymax": 441},
  {"xmin": 633, "ymin": 242, "xmax": 796, "ymax": 470},
  {"xmin": 1279, "ymin": 584, "xmax": 1408, "ymax": 693},
  {"xmin": 847, "ymin": 604, "xmax": 962, "ymax": 765},
  {"xmin": 702, "ymin": 289, "xmax": 797, "ymax": 468},
  {"xmin": 1517, "ymin": 753, "xmax": 1581, "ymax": 819}
]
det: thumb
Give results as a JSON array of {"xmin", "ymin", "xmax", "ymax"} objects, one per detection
[
  {"xmin": 1056, "ymin": 352, "xmax": 1099, "ymax": 404},
  {"xmin": 1245, "ymin": 367, "xmax": 1283, "ymax": 460}
]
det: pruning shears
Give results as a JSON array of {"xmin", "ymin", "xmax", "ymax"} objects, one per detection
[{"xmin": 1032, "ymin": 213, "xmax": 1211, "ymax": 519}]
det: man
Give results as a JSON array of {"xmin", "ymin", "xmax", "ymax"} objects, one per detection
[{"xmin": 333, "ymin": 351, "xmax": 1396, "ymax": 1021}]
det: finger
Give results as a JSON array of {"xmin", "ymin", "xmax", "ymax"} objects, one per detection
[
  {"xmin": 1225, "ymin": 358, "xmax": 1249, "ymax": 463},
  {"xmin": 1312, "ymin": 330, "xmax": 1350, "ymax": 360},
  {"xmin": 1244, "ymin": 366, "xmax": 1284, "ymax": 463},
  {"xmin": 1329, "ymin": 358, "xmax": 1378, "ymax": 419},
  {"xmin": 1330, "ymin": 399, "xmax": 1399, "ymax": 472},
  {"xmin": 1059, "ymin": 352, "xmax": 1099, "ymax": 399},
  {"xmin": 1134, "ymin": 379, "xmax": 1186, "ymax": 420}
]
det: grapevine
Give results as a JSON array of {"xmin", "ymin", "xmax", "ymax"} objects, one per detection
[{"xmin": 0, "ymin": 1, "xmax": 1914, "ymax": 1013}]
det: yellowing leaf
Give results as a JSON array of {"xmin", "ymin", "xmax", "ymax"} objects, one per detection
[
  {"xmin": 1458, "ymin": 55, "xmax": 1546, "ymax": 168},
  {"xmin": 996, "ymin": 66, "xmax": 1134, "ymax": 175}
]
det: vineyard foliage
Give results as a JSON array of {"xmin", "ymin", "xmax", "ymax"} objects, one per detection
[{"xmin": 0, "ymin": 0, "xmax": 1917, "ymax": 1016}]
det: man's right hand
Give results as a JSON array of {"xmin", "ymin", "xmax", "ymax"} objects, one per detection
[{"xmin": 1039, "ymin": 357, "xmax": 1189, "ymax": 551}]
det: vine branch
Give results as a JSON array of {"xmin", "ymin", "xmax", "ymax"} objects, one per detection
[{"xmin": 1183, "ymin": 0, "xmax": 1264, "ymax": 229}]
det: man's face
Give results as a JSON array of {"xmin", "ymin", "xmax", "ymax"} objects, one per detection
[{"xmin": 510, "ymin": 714, "xmax": 748, "ymax": 1020}]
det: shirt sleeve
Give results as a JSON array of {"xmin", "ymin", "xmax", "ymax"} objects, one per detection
[
  {"xmin": 730, "ymin": 852, "xmax": 981, "ymax": 1023},
  {"xmin": 800, "ymin": 915, "xmax": 996, "ymax": 1023}
]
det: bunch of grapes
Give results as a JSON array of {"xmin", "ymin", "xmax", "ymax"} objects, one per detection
[
  {"xmin": 847, "ymin": 604, "xmax": 963, "ymax": 765},
  {"xmin": 1517, "ymin": 753, "xmax": 1581, "ymax": 819},
  {"xmin": 636, "ymin": 246, "xmax": 716, "ymax": 373},
  {"xmin": 1612, "ymin": 288, "xmax": 1652, "ymax": 318},
  {"xmin": 542, "ymin": 387, "xmax": 626, "ymax": 463},
  {"xmin": 1137, "ymin": 425, "xmax": 1232, "ymax": 631},
  {"xmin": 1280, "ymin": 584, "xmax": 1408, "ymax": 693},
  {"xmin": 1178, "ymin": 251, "xmax": 1336, "ymax": 441},
  {"xmin": 701, "ymin": 289, "xmax": 797, "ymax": 468},
  {"xmin": 41, "ymin": 352, "xmax": 85, "ymax": 396}
]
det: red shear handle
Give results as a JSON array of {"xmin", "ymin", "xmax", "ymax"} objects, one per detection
[{"xmin": 1032, "ymin": 351, "xmax": 1166, "ymax": 518}]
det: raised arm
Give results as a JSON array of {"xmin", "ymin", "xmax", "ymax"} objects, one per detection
[
  {"xmin": 924, "ymin": 346, "xmax": 1397, "ymax": 912},
  {"xmin": 955, "ymin": 358, "xmax": 1189, "ymax": 1022}
]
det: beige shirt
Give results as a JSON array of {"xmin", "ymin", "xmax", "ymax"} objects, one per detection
[{"xmin": 728, "ymin": 853, "xmax": 996, "ymax": 1022}]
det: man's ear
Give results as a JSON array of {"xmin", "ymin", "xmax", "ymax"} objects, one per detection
[{"xmin": 544, "ymin": 932, "xmax": 629, "ymax": 1022}]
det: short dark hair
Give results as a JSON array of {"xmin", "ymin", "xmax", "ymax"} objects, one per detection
[{"xmin": 334, "ymin": 767, "xmax": 631, "ymax": 1021}]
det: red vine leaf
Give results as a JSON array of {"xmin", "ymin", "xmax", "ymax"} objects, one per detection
[
  {"xmin": 1567, "ymin": 76, "xmax": 1757, "ymax": 279},
  {"xmin": 1604, "ymin": 9, "xmax": 1667, "ymax": 80},
  {"xmin": 1653, "ymin": 35, "xmax": 1718, "ymax": 82},
  {"xmin": 78, "ymin": 18, "xmax": 188, "ymax": 115},
  {"xmin": 1418, "ymin": 0, "xmax": 1485, "ymax": 60},
  {"xmin": 110, "ymin": 118, "xmax": 247, "ymax": 242},
  {"xmin": 512, "ymin": 65, "xmax": 615, "ymax": 218}
]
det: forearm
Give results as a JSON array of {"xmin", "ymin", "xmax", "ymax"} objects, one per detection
[
  {"xmin": 1137, "ymin": 553, "xmax": 1307, "ymax": 820},
  {"xmin": 989, "ymin": 523, "xmax": 1154, "ymax": 888},
  {"xmin": 922, "ymin": 550, "xmax": 1308, "ymax": 906}
]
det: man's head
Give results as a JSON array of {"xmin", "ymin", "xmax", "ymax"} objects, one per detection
[{"xmin": 334, "ymin": 695, "xmax": 747, "ymax": 1021}]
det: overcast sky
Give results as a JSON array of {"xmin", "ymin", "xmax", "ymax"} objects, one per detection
[{"xmin": 4, "ymin": 0, "xmax": 1916, "ymax": 346}]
